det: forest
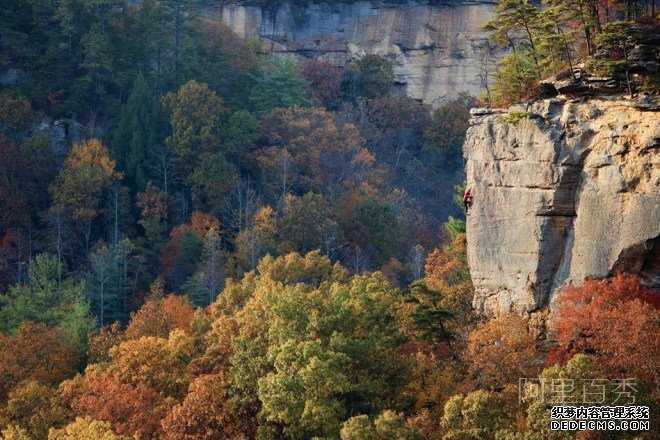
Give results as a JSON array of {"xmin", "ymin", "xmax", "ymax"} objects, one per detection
[{"xmin": 0, "ymin": 0, "xmax": 658, "ymax": 439}]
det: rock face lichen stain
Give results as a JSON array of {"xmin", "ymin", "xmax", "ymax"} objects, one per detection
[
  {"xmin": 215, "ymin": 0, "xmax": 498, "ymax": 106},
  {"xmin": 463, "ymin": 98, "xmax": 660, "ymax": 324}
]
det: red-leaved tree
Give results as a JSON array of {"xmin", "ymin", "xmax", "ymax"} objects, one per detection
[{"xmin": 550, "ymin": 274, "xmax": 659, "ymax": 395}]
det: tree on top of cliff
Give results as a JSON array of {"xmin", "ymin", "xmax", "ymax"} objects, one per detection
[{"xmin": 484, "ymin": 0, "xmax": 657, "ymax": 104}]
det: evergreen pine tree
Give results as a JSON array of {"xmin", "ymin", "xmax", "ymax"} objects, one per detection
[
  {"xmin": 249, "ymin": 56, "xmax": 313, "ymax": 115},
  {"xmin": 111, "ymin": 74, "xmax": 160, "ymax": 191},
  {"xmin": 0, "ymin": 254, "xmax": 94, "ymax": 341}
]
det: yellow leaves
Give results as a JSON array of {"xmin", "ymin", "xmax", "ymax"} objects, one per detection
[
  {"xmin": 108, "ymin": 329, "xmax": 195, "ymax": 399},
  {"xmin": 64, "ymin": 139, "xmax": 121, "ymax": 180},
  {"xmin": 253, "ymin": 206, "xmax": 277, "ymax": 239},
  {"xmin": 50, "ymin": 139, "xmax": 121, "ymax": 222},
  {"xmin": 0, "ymin": 94, "xmax": 32, "ymax": 134},
  {"xmin": 161, "ymin": 80, "xmax": 226, "ymax": 155},
  {"xmin": 48, "ymin": 417, "xmax": 130, "ymax": 440}
]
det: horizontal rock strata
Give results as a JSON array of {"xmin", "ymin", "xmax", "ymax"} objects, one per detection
[{"xmin": 218, "ymin": 1, "xmax": 497, "ymax": 105}]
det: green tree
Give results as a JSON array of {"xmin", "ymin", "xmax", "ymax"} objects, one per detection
[
  {"xmin": 348, "ymin": 198, "xmax": 401, "ymax": 269},
  {"xmin": 162, "ymin": 79, "xmax": 226, "ymax": 157},
  {"xmin": 223, "ymin": 110, "xmax": 260, "ymax": 161},
  {"xmin": 423, "ymin": 94, "xmax": 474, "ymax": 169},
  {"xmin": 84, "ymin": 240, "xmax": 137, "ymax": 327},
  {"xmin": 544, "ymin": 0, "xmax": 603, "ymax": 55},
  {"xmin": 164, "ymin": 229, "xmax": 204, "ymax": 289},
  {"xmin": 110, "ymin": 73, "xmax": 161, "ymax": 191},
  {"xmin": 441, "ymin": 390, "xmax": 507, "ymax": 440},
  {"xmin": 405, "ymin": 281, "xmax": 455, "ymax": 347},
  {"xmin": 135, "ymin": 182, "xmax": 168, "ymax": 280},
  {"xmin": 279, "ymin": 193, "xmax": 339, "ymax": 256},
  {"xmin": 224, "ymin": 252, "xmax": 407, "ymax": 439},
  {"xmin": 341, "ymin": 410, "xmax": 421, "ymax": 440},
  {"xmin": 484, "ymin": 0, "xmax": 543, "ymax": 67},
  {"xmin": 0, "ymin": 254, "xmax": 94, "ymax": 341},
  {"xmin": 483, "ymin": 0, "xmax": 546, "ymax": 102},
  {"xmin": 249, "ymin": 56, "xmax": 313, "ymax": 115},
  {"xmin": 588, "ymin": 21, "xmax": 642, "ymax": 98},
  {"xmin": 511, "ymin": 354, "xmax": 610, "ymax": 439},
  {"xmin": 345, "ymin": 55, "xmax": 394, "ymax": 100},
  {"xmin": 445, "ymin": 217, "xmax": 466, "ymax": 241},
  {"xmin": 188, "ymin": 153, "xmax": 237, "ymax": 216},
  {"xmin": 161, "ymin": 0, "xmax": 200, "ymax": 86},
  {"xmin": 74, "ymin": 22, "xmax": 116, "ymax": 120}
]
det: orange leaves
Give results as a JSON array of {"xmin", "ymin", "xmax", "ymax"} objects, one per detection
[
  {"xmin": 137, "ymin": 182, "xmax": 167, "ymax": 222},
  {"xmin": 124, "ymin": 294, "xmax": 195, "ymax": 341},
  {"xmin": 0, "ymin": 323, "xmax": 80, "ymax": 400},
  {"xmin": 69, "ymin": 372, "xmax": 171, "ymax": 439},
  {"xmin": 50, "ymin": 139, "xmax": 121, "ymax": 226},
  {"xmin": 465, "ymin": 314, "xmax": 539, "ymax": 391},
  {"xmin": 88, "ymin": 322, "xmax": 124, "ymax": 364},
  {"xmin": 189, "ymin": 211, "xmax": 220, "ymax": 238},
  {"xmin": 61, "ymin": 299, "xmax": 198, "ymax": 438},
  {"xmin": 424, "ymin": 234, "xmax": 470, "ymax": 289},
  {"xmin": 550, "ymin": 274, "xmax": 659, "ymax": 390},
  {"xmin": 423, "ymin": 234, "xmax": 474, "ymax": 335},
  {"xmin": 160, "ymin": 373, "xmax": 253, "ymax": 440},
  {"xmin": 258, "ymin": 107, "xmax": 374, "ymax": 199}
]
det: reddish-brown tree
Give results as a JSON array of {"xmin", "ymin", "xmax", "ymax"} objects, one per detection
[
  {"xmin": 160, "ymin": 373, "xmax": 254, "ymax": 440},
  {"xmin": 300, "ymin": 59, "xmax": 344, "ymax": 109},
  {"xmin": 465, "ymin": 314, "xmax": 540, "ymax": 391},
  {"xmin": 69, "ymin": 372, "xmax": 170, "ymax": 439},
  {"xmin": 258, "ymin": 107, "xmax": 375, "ymax": 202},
  {"xmin": 0, "ymin": 323, "xmax": 80, "ymax": 400},
  {"xmin": 88, "ymin": 322, "xmax": 124, "ymax": 364},
  {"xmin": 550, "ymin": 274, "xmax": 660, "ymax": 392},
  {"xmin": 124, "ymin": 294, "xmax": 195, "ymax": 340}
]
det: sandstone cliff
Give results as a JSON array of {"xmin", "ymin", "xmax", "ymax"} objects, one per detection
[
  {"xmin": 216, "ymin": 1, "xmax": 496, "ymax": 105},
  {"xmin": 464, "ymin": 97, "xmax": 659, "ymax": 321}
]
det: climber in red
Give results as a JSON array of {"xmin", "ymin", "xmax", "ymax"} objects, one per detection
[{"xmin": 463, "ymin": 187, "xmax": 473, "ymax": 214}]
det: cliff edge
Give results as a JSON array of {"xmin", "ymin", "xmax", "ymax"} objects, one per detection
[
  {"xmin": 464, "ymin": 97, "xmax": 659, "ymax": 321},
  {"xmin": 217, "ymin": 0, "xmax": 497, "ymax": 105}
]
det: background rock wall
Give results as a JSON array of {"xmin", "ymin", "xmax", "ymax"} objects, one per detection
[
  {"xmin": 216, "ymin": 1, "xmax": 497, "ymax": 106},
  {"xmin": 463, "ymin": 98, "xmax": 659, "ymax": 319}
]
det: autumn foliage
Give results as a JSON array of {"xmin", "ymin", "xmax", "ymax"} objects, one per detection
[
  {"xmin": 124, "ymin": 294, "xmax": 195, "ymax": 341},
  {"xmin": 67, "ymin": 372, "xmax": 170, "ymax": 439},
  {"xmin": 0, "ymin": 323, "xmax": 80, "ymax": 400},
  {"xmin": 0, "ymin": 0, "xmax": 657, "ymax": 437},
  {"xmin": 549, "ymin": 274, "xmax": 660, "ymax": 391}
]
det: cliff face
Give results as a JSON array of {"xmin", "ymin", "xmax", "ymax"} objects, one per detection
[
  {"xmin": 464, "ymin": 97, "xmax": 660, "ymax": 321},
  {"xmin": 217, "ymin": 1, "xmax": 496, "ymax": 106}
]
